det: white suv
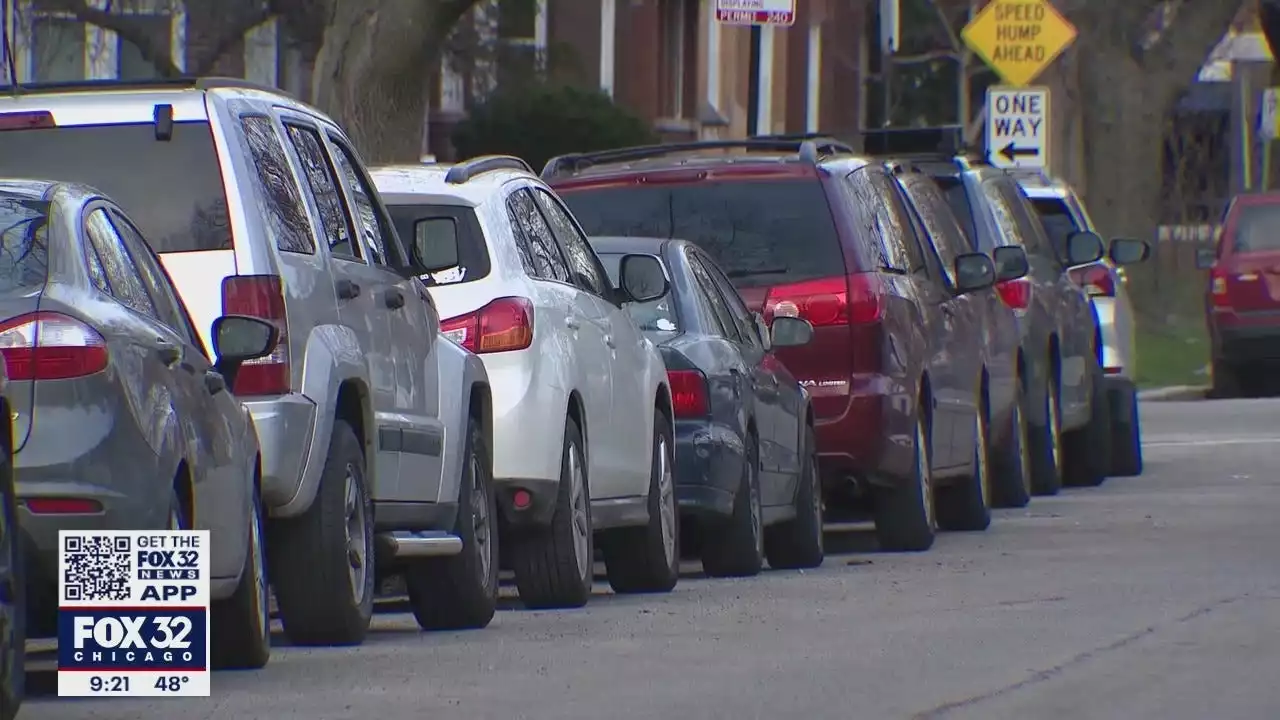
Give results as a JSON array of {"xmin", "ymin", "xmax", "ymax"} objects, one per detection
[{"xmin": 373, "ymin": 157, "xmax": 679, "ymax": 608}]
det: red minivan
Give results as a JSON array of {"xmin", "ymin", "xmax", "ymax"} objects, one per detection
[{"xmin": 1198, "ymin": 192, "xmax": 1280, "ymax": 396}]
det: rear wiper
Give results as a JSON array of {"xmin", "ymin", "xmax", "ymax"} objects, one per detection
[{"xmin": 727, "ymin": 267, "xmax": 789, "ymax": 279}]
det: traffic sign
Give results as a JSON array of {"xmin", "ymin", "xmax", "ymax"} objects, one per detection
[
  {"xmin": 961, "ymin": 0, "xmax": 1077, "ymax": 88},
  {"xmin": 985, "ymin": 86, "xmax": 1050, "ymax": 169},
  {"xmin": 716, "ymin": 0, "xmax": 796, "ymax": 26}
]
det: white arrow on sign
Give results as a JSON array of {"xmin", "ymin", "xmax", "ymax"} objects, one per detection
[{"xmin": 985, "ymin": 86, "xmax": 1050, "ymax": 170}]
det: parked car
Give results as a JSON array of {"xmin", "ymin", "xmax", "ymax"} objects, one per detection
[
  {"xmin": 370, "ymin": 158, "xmax": 679, "ymax": 608},
  {"xmin": 548, "ymin": 138, "xmax": 1002, "ymax": 552},
  {"xmin": 0, "ymin": 315, "xmax": 21, "ymax": 720},
  {"xmin": 1197, "ymin": 192, "xmax": 1280, "ymax": 399},
  {"xmin": 1013, "ymin": 169, "xmax": 1148, "ymax": 476},
  {"xmin": 588, "ymin": 235, "xmax": 824, "ymax": 576},
  {"xmin": 0, "ymin": 79, "xmax": 495, "ymax": 644},
  {"xmin": 875, "ymin": 128, "xmax": 1145, "ymax": 492},
  {"xmin": 888, "ymin": 166, "xmax": 1035, "ymax": 510},
  {"xmin": 0, "ymin": 179, "xmax": 273, "ymax": 669}
]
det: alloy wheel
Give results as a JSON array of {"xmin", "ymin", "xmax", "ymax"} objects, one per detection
[
  {"xmin": 343, "ymin": 466, "xmax": 368, "ymax": 603},
  {"xmin": 975, "ymin": 408, "xmax": 991, "ymax": 508},
  {"xmin": 748, "ymin": 460, "xmax": 763, "ymax": 557},
  {"xmin": 656, "ymin": 435, "xmax": 677, "ymax": 568},
  {"xmin": 250, "ymin": 499, "xmax": 269, "ymax": 640},
  {"xmin": 917, "ymin": 420, "xmax": 936, "ymax": 531},
  {"xmin": 567, "ymin": 444, "xmax": 591, "ymax": 582},
  {"xmin": 470, "ymin": 452, "xmax": 494, "ymax": 590},
  {"xmin": 1047, "ymin": 380, "xmax": 1063, "ymax": 477}
]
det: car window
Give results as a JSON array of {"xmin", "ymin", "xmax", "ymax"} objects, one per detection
[
  {"xmin": 934, "ymin": 176, "xmax": 980, "ymax": 250},
  {"xmin": 533, "ymin": 189, "xmax": 612, "ymax": 298},
  {"xmin": 0, "ymin": 193, "xmax": 50, "ymax": 292},
  {"xmin": 901, "ymin": 176, "xmax": 971, "ymax": 286},
  {"xmin": 698, "ymin": 252, "xmax": 761, "ymax": 349},
  {"xmin": 108, "ymin": 209, "xmax": 205, "ymax": 352},
  {"xmin": 328, "ymin": 136, "xmax": 402, "ymax": 267},
  {"xmin": 1027, "ymin": 196, "xmax": 1082, "ymax": 251},
  {"xmin": 507, "ymin": 189, "xmax": 571, "ymax": 283},
  {"xmin": 283, "ymin": 123, "xmax": 362, "ymax": 261},
  {"xmin": 993, "ymin": 179, "xmax": 1055, "ymax": 259},
  {"xmin": 239, "ymin": 115, "xmax": 314, "ymax": 255},
  {"xmin": 688, "ymin": 252, "xmax": 742, "ymax": 342},
  {"xmin": 385, "ymin": 203, "xmax": 491, "ymax": 286},
  {"xmin": 980, "ymin": 179, "xmax": 1029, "ymax": 250},
  {"xmin": 847, "ymin": 167, "xmax": 914, "ymax": 273},
  {"xmin": 1229, "ymin": 203, "xmax": 1280, "ymax": 252},
  {"xmin": 84, "ymin": 208, "xmax": 158, "ymax": 318},
  {"xmin": 598, "ymin": 252, "xmax": 681, "ymax": 333},
  {"xmin": 560, "ymin": 178, "xmax": 843, "ymax": 289}
]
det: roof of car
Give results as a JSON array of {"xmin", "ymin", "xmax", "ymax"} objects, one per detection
[
  {"xmin": 370, "ymin": 163, "xmax": 532, "ymax": 207},
  {"xmin": 588, "ymin": 236, "xmax": 672, "ymax": 256},
  {"xmin": 0, "ymin": 179, "xmax": 55, "ymax": 200}
]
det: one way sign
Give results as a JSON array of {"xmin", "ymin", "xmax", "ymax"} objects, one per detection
[{"xmin": 985, "ymin": 86, "xmax": 1050, "ymax": 170}]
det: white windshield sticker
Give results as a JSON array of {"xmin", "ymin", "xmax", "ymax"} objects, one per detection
[{"xmin": 429, "ymin": 266, "xmax": 466, "ymax": 284}]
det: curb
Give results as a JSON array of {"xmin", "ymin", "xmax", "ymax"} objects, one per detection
[{"xmin": 1137, "ymin": 385, "xmax": 1207, "ymax": 402}]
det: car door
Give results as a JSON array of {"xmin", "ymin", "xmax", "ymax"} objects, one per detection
[
  {"xmin": 280, "ymin": 118, "xmax": 402, "ymax": 495},
  {"xmin": 532, "ymin": 187, "xmax": 650, "ymax": 492},
  {"xmin": 325, "ymin": 131, "xmax": 446, "ymax": 501}
]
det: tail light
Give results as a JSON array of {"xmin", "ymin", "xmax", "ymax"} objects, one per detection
[
  {"xmin": 761, "ymin": 273, "xmax": 884, "ymax": 327},
  {"xmin": 0, "ymin": 312, "xmax": 109, "ymax": 381},
  {"xmin": 1068, "ymin": 264, "xmax": 1116, "ymax": 297},
  {"xmin": 0, "ymin": 111, "xmax": 56, "ymax": 130},
  {"xmin": 440, "ymin": 297, "xmax": 534, "ymax": 354},
  {"xmin": 24, "ymin": 497, "xmax": 103, "ymax": 514},
  {"xmin": 996, "ymin": 277, "xmax": 1033, "ymax": 313},
  {"xmin": 222, "ymin": 275, "xmax": 289, "ymax": 395},
  {"xmin": 1209, "ymin": 267, "xmax": 1231, "ymax": 309},
  {"xmin": 666, "ymin": 369, "xmax": 709, "ymax": 418}
]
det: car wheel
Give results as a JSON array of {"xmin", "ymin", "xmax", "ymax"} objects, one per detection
[
  {"xmin": 937, "ymin": 395, "xmax": 993, "ymax": 532},
  {"xmin": 1028, "ymin": 370, "xmax": 1063, "ymax": 497},
  {"xmin": 511, "ymin": 416, "xmax": 593, "ymax": 609},
  {"xmin": 1209, "ymin": 359, "xmax": 1243, "ymax": 399},
  {"xmin": 406, "ymin": 415, "xmax": 499, "ymax": 630},
  {"xmin": 0, "ymin": 457, "xmax": 24, "ymax": 720},
  {"xmin": 701, "ymin": 433, "xmax": 764, "ymax": 578},
  {"xmin": 992, "ymin": 373, "xmax": 1033, "ymax": 509},
  {"xmin": 1106, "ymin": 378, "xmax": 1144, "ymax": 477},
  {"xmin": 1063, "ymin": 363, "xmax": 1112, "ymax": 488},
  {"xmin": 764, "ymin": 425, "xmax": 825, "ymax": 570},
  {"xmin": 211, "ymin": 485, "xmax": 271, "ymax": 669},
  {"xmin": 269, "ymin": 419, "xmax": 374, "ymax": 646},
  {"xmin": 873, "ymin": 411, "xmax": 936, "ymax": 552},
  {"xmin": 601, "ymin": 411, "xmax": 680, "ymax": 592}
]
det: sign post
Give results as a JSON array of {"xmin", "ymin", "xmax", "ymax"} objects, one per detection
[
  {"xmin": 960, "ymin": 0, "xmax": 1077, "ymax": 88},
  {"xmin": 985, "ymin": 86, "xmax": 1050, "ymax": 170},
  {"xmin": 715, "ymin": 0, "xmax": 796, "ymax": 26}
]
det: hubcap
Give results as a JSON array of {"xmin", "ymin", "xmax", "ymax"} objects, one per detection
[
  {"xmin": 975, "ymin": 408, "xmax": 991, "ymax": 508},
  {"xmin": 470, "ymin": 452, "xmax": 494, "ymax": 590},
  {"xmin": 656, "ymin": 435, "xmax": 677, "ymax": 567},
  {"xmin": 809, "ymin": 450, "xmax": 823, "ymax": 552},
  {"xmin": 1047, "ymin": 382, "xmax": 1063, "ymax": 476},
  {"xmin": 917, "ymin": 420, "xmax": 936, "ymax": 530},
  {"xmin": 748, "ymin": 458, "xmax": 763, "ymax": 557},
  {"xmin": 250, "ymin": 500, "xmax": 268, "ymax": 638},
  {"xmin": 1013, "ymin": 399, "xmax": 1032, "ymax": 495},
  {"xmin": 343, "ymin": 466, "xmax": 368, "ymax": 603},
  {"xmin": 567, "ymin": 445, "xmax": 591, "ymax": 582}
]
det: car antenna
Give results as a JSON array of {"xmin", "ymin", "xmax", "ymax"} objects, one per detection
[{"xmin": 2, "ymin": 0, "xmax": 21, "ymax": 95}]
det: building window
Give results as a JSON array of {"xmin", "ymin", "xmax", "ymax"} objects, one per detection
[
  {"xmin": 658, "ymin": 0, "xmax": 696, "ymax": 119},
  {"xmin": 31, "ymin": 17, "xmax": 85, "ymax": 82},
  {"xmin": 494, "ymin": 0, "xmax": 544, "ymax": 91},
  {"xmin": 115, "ymin": 15, "xmax": 171, "ymax": 80}
]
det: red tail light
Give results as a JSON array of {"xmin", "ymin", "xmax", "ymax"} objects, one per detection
[
  {"xmin": 1068, "ymin": 264, "xmax": 1116, "ymax": 297},
  {"xmin": 996, "ymin": 277, "xmax": 1033, "ymax": 312},
  {"xmin": 761, "ymin": 273, "xmax": 884, "ymax": 327},
  {"xmin": 0, "ymin": 312, "xmax": 108, "ymax": 381},
  {"xmin": 1209, "ymin": 266, "xmax": 1231, "ymax": 309},
  {"xmin": 440, "ymin": 297, "xmax": 534, "ymax": 354},
  {"xmin": 0, "ymin": 111, "xmax": 56, "ymax": 130},
  {"xmin": 24, "ymin": 497, "xmax": 103, "ymax": 514},
  {"xmin": 222, "ymin": 275, "xmax": 289, "ymax": 395},
  {"xmin": 666, "ymin": 369, "xmax": 709, "ymax": 418}
]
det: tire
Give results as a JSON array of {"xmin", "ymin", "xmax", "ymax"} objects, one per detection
[
  {"xmin": 702, "ymin": 433, "xmax": 764, "ymax": 578},
  {"xmin": 873, "ymin": 411, "xmax": 935, "ymax": 553},
  {"xmin": 1210, "ymin": 359, "xmax": 1242, "ymax": 399},
  {"xmin": 937, "ymin": 396, "xmax": 993, "ymax": 532},
  {"xmin": 269, "ymin": 419, "xmax": 374, "ymax": 646},
  {"xmin": 1063, "ymin": 364, "xmax": 1112, "ymax": 488},
  {"xmin": 211, "ymin": 487, "xmax": 271, "ymax": 670},
  {"xmin": 764, "ymin": 424, "xmax": 824, "ymax": 570},
  {"xmin": 991, "ymin": 372, "xmax": 1032, "ymax": 509},
  {"xmin": 0, "ymin": 466, "xmax": 24, "ymax": 720},
  {"xmin": 406, "ymin": 416, "xmax": 498, "ymax": 630},
  {"xmin": 1028, "ymin": 370, "xmax": 1063, "ymax": 497},
  {"xmin": 601, "ymin": 411, "xmax": 680, "ymax": 593},
  {"xmin": 511, "ymin": 416, "xmax": 593, "ymax": 609},
  {"xmin": 1107, "ymin": 379, "xmax": 1144, "ymax": 477}
]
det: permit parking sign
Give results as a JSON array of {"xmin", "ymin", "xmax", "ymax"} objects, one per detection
[
  {"xmin": 715, "ymin": 0, "xmax": 795, "ymax": 26},
  {"xmin": 58, "ymin": 530, "xmax": 211, "ymax": 697}
]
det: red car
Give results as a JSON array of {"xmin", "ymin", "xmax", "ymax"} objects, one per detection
[{"xmin": 1198, "ymin": 192, "xmax": 1280, "ymax": 397}]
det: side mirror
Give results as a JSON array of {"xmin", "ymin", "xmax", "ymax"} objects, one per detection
[
  {"xmin": 1108, "ymin": 237, "xmax": 1150, "ymax": 265},
  {"xmin": 1195, "ymin": 247, "xmax": 1217, "ymax": 269},
  {"xmin": 1064, "ymin": 230, "xmax": 1105, "ymax": 267},
  {"xmin": 212, "ymin": 314, "xmax": 280, "ymax": 382},
  {"xmin": 953, "ymin": 252, "xmax": 997, "ymax": 294},
  {"xmin": 992, "ymin": 245, "xmax": 1029, "ymax": 282},
  {"xmin": 770, "ymin": 316, "xmax": 814, "ymax": 348},
  {"xmin": 409, "ymin": 217, "xmax": 461, "ymax": 275},
  {"xmin": 617, "ymin": 253, "xmax": 669, "ymax": 304},
  {"xmin": 753, "ymin": 312, "xmax": 773, "ymax": 351}
]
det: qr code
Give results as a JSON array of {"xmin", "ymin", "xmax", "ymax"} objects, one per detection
[{"xmin": 62, "ymin": 534, "xmax": 132, "ymax": 602}]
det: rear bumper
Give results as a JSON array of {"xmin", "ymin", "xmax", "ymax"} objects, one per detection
[
  {"xmin": 243, "ymin": 394, "xmax": 316, "ymax": 509},
  {"xmin": 673, "ymin": 419, "xmax": 744, "ymax": 519},
  {"xmin": 812, "ymin": 381, "xmax": 909, "ymax": 493},
  {"xmin": 1212, "ymin": 313, "xmax": 1280, "ymax": 363},
  {"xmin": 1092, "ymin": 297, "xmax": 1131, "ymax": 376}
]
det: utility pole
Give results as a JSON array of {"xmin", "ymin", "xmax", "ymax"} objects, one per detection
[{"xmin": 879, "ymin": 0, "xmax": 899, "ymax": 127}]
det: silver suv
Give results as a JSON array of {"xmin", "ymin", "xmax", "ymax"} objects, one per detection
[{"xmin": 0, "ymin": 78, "xmax": 497, "ymax": 644}]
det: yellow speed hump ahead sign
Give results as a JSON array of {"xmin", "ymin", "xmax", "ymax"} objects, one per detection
[{"xmin": 961, "ymin": 0, "xmax": 1078, "ymax": 88}]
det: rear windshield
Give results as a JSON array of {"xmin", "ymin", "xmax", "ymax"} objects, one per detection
[
  {"xmin": 385, "ymin": 203, "xmax": 491, "ymax": 285},
  {"xmin": 560, "ymin": 179, "xmax": 843, "ymax": 288},
  {"xmin": 598, "ymin": 252, "xmax": 680, "ymax": 334},
  {"xmin": 934, "ymin": 176, "xmax": 979, "ymax": 249},
  {"xmin": 1029, "ymin": 197, "xmax": 1081, "ymax": 248},
  {"xmin": 0, "ymin": 193, "xmax": 49, "ymax": 291},
  {"xmin": 0, "ymin": 122, "xmax": 230, "ymax": 253},
  {"xmin": 1230, "ymin": 203, "xmax": 1280, "ymax": 252}
]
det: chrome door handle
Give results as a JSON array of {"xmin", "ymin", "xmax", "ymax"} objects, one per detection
[
  {"xmin": 565, "ymin": 316, "xmax": 580, "ymax": 330},
  {"xmin": 604, "ymin": 335, "xmax": 616, "ymax": 349}
]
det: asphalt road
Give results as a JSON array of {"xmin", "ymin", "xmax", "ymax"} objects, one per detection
[{"xmin": 23, "ymin": 398, "xmax": 1280, "ymax": 720}]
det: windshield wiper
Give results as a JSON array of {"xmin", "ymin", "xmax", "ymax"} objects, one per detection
[{"xmin": 727, "ymin": 267, "xmax": 789, "ymax": 279}]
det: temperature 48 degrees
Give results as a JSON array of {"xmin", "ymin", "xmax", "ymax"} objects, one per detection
[{"xmin": 155, "ymin": 676, "xmax": 190, "ymax": 692}]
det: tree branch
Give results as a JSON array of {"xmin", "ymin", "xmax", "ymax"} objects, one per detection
[
  {"xmin": 190, "ymin": 3, "xmax": 277, "ymax": 75},
  {"xmin": 928, "ymin": 0, "xmax": 962, "ymax": 52},
  {"xmin": 892, "ymin": 48, "xmax": 961, "ymax": 66},
  {"xmin": 1143, "ymin": 0, "xmax": 1244, "ymax": 89},
  {"xmin": 42, "ymin": 0, "xmax": 182, "ymax": 76}
]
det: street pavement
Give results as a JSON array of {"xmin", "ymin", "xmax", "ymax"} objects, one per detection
[{"xmin": 24, "ymin": 398, "xmax": 1280, "ymax": 720}]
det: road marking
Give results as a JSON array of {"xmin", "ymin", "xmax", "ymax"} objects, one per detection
[{"xmin": 1143, "ymin": 437, "xmax": 1280, "ymax": 448}]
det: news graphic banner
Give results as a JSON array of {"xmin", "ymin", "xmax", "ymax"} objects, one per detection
[{"xmin": 58, "ymin": 530, "xmax": 211, "ymax": 697}]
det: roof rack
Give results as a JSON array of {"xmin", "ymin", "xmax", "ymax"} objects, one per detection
[
  {"xmin": 2, "ymin": 76, "xmax": 292, "ymax": 97},
  {"xmin": 1003, "ymin": 167, "xmax": 1054, "ymax": 184},
  {"xmin": 861, "ymin": 125, "xmax": 967, "ymax": 158},
  {"xmin": 444, "ymin": 155, "xmax": 534, "ymax": 184},
  {"xmin": 540, "ymin": 137, "xmax": 854, "ymax": 179}
]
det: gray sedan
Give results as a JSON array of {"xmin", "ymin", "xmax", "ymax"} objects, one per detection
[{"xmin": 0, "ymin": 180, "xmax": 275, "ymax": 669}]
